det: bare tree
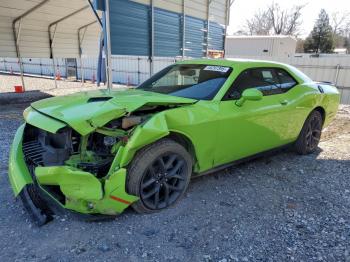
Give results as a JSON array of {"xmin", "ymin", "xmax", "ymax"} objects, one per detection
[
  {"xmin": 268, "ymin": 4, "xmax": 305, "ymax": 35},
  {"xmin": 245, "ymin": 9, "xmax": 272, "ymax": 35},
  {"xmin": 346, "ymin": 21, "xmax": 350, "ymax": 37},
  {"xmin": 240, "ymin": 2, "xmax": 305, "ymax": 36},
  {"xmin": 328, "ymin": 12, "xmax": 350, "ymax": 49},
  {"xmin": 331, "ymin": 12, "xmax": 349, "ymax": 36}
]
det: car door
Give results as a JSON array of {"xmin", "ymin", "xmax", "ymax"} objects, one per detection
[{"xmin": 214, "ymin": 67, "xmax": 295, "ymax": 167}]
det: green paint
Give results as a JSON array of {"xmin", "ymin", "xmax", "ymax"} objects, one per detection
[
  {"xmin": 36, "ymin": 167, "xmax": 138, "ymax": 215},
  {"xmin": 95, "ymin": 127, "xmax": 127, "ymax": 137},
  {"xmin": 23, "ymin": 107, "xmax": 66, "ymax": 133},
  {"xmin": 30, "ymin": 89, "xmax": 195, "ymax": 135},
  {"xmin": 93, "ymin": 168, "xmax": 139, "ymax": 215},
  {"xmin": 9, "ymin": 59, "xmax": 340, "ymax": 216},
  {"xmin": 235, "ymin": 88, "xmax": 263, "ymax": 107},
  {"xmin": 35, "ymin": 166, "xmax": 103, "ymax": 200},
  {"xmin": 8, "ymin": 124, "xmax": 33, "ymax": 196}
]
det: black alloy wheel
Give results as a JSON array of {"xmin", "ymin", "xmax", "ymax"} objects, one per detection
[
  {"xmin": 295, "ymin": 110, "xmax": 323, "ymax": 155},
  {"xmin": 140, "ymin": 153, "xmax": 187, "ymax": 209},
  {"xmin": 127, "ymin": 139, "xmax": 192, "ymax": 213},
  {"xmin": 305, "ymin": 113, "xmax": 322, "ymax": 151}
]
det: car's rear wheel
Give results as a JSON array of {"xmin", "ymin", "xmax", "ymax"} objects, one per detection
[
  {"xmin": 127, "ymin": 139, "xmax": 192, "ymax": 213},
  {"xmin": 294, "ymin": 110, "xmax": 323, "ymax": 155}
]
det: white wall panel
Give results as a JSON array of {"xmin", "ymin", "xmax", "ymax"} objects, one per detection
[
  {"xmin": 225, "ymin": 36, "xmax": 297, "ymax": 57},
  {"xmin": 210, "ymin": 0, "xmax": 226, "ymax": 25},
  {"xmin": 155, "ymin": 0, "xmax": 182, "ymax": 13},
  {"xmin": 186, "ymin": 0, "xmax": 207, "ymax": 20}
]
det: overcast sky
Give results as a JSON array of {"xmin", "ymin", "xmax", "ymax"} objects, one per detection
[{"xmin": 228, "ymin": 0, "xmax": 350, "ymax": 38}]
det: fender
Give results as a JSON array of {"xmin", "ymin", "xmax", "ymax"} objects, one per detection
[
  {"xmin": 119, "ymin": 113, "xmax": 170, "ymax": 167},
  {"xmin": 8, "ymin": 124, "xmax": 33, "ymax": 196}
]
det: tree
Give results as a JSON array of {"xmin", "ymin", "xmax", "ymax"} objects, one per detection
[
  {"xmin": 339, "ymin": 18, "xmax": 350, "ymax": 52},
  {"xmin": 295, "ymin": 38, "xmax": 305, "ymax": 53},
  {"xmin": 304, "ymin": 9, "xmax": 334, "ymax": 53},
  {"xmin": 242, "ymin": 3, "xmax": 304, "ymax": 36},
  {"xmin": 245, "ymin": 9, "xmax": 272, "ymax": 35},
  {"xmin": 331, "ymin": 11, "xmax": 349, "ymax": 37},
  {"xmin": 268, "ymin": 4, "xmax": 304, "ymax": 35},
  {"xmin": 344, "ymin": 37, "xmax": 350, "ymax": 53}
]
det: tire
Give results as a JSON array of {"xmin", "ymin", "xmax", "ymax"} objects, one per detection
[
  {"xmin": 19, "ymin": 185, "xmax": 53, "ymax": 226},
  {"xmin": 127, "ymin": 139, "xmax": 192, "ymax": 213},
  {"xmin": 294, "ymin": 110, "xmax": 323, "ymax": 155}
]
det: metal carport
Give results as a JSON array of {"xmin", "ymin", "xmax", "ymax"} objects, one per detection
[
  {"xmin": 0, "ymin": 0, "xmax": 102, "ymax": 90},
  {"xmin": 0, "ymin": 0, "xmax": 234, "ymax": 91}
]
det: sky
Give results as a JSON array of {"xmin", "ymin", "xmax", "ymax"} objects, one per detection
[{"xmin": 228, "ymin": 0, "xmax": 350, "ymax": 38}]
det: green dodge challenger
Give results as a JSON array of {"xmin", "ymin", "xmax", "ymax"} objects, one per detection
[{"xmin": 8, "ymin": 59, "xmax": 340, "ymax": 225}]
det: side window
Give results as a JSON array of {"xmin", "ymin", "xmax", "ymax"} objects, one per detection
[
  {"xmin": 227, "ymin": 68, "xmax": 280, "ymax": 99},
  {"xmin": 255, "ymin": 69, "xmax": 281, "ymax": 96},
  {"xmin": 275, "ymin": 69, "xmax": 297, "ymax": 91},
  {"xmin": 225, "ymin": 67, "xmax": 298, "ymax": 100}
]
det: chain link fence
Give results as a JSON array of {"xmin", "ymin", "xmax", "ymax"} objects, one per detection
[
  {"xmin": 0, "ymin": 56, "xmax": 180, "ymax": 87},
  {"xmin": 1, "ymin": 55, "xmax": 350, "ymax": 104}
]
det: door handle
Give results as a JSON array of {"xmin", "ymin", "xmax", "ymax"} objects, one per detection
[{"xmin": 280, "ymin": 99, "xmax": 288, "ymax": 105}]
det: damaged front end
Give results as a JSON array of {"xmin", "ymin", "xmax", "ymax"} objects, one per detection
[
  {"xmin": 10, "ymin": 120, "xmax": 138, "ymax": 225},
  {"xmin": 8, "ymin": 110, "xmax": 155, "ymax": 225},
  {"xmin": 9, "ymin": 92, "xmax": 195, "ymax": 225}
]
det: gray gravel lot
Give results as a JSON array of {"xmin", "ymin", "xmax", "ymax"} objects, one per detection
[{"xmin": 0, "ymin": 77, "xmax": 350, "ymax": 262}]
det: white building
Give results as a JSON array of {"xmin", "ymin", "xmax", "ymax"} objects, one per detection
[{"xmin": 225, "ymin": 35, "xmax": 297, "ymax": 57}]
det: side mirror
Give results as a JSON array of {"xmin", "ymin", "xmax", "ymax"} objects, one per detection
[{"xmin": 235, "ymin": 88, "xmax": 263, "ymax": 107}]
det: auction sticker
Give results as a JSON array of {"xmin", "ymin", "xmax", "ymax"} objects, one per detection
[{"xmin": 203, "ymin": 65, "xmax": 230, "ymax": 73}]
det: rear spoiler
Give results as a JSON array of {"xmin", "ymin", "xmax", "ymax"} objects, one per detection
[
  {"xmin": 315, "ymin": 81, "xmax": 338, "ymax": 93},
  {"xmin": 316, "ymin": 81, "xmax": 336, "ymax": 87}
]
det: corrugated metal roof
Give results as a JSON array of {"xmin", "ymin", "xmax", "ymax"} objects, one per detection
[
  {"xmin": 0, "ymin": 0, "xmax": 228, "ymax": 59},
  {"xmin": 109, "ymin": 0, "xmax": 150, "ymax": 56},
  {"xmin": 0, "ymin": 0, "xmax": 101, "ymax": 58},
  {"xmin": 154, "ymin": 8, "xmax": 182, "ymax": 57}
]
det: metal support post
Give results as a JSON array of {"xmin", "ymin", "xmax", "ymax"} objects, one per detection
[
  {"xmin": 87, "ymin": 0, "xmax": 103, "ymax": 27},
  {"xmin": 150, "ymin": 0, "xmax": 155, "ymax": 76},
  {"xmin": 334, "ymin": 64, "xmax": 341, "ymax": 86},
  {"xmin": 13, "ymin": 18, "xmax": 25, "ymax": 90},
  {"xmin": 78, "ymin": 22, "xmax": 96, "ymax": 85},
  {"xmin": 48, "ymin": 6, "xmax": 89, "ymax": 88},
  {"xmin": 206, "ymin": 0, "xmax": 212, "ymax": 57},
  {"xmin": 182, "ymin": 0, "xmax": 186, "ymax": 59},
  {"xmin": 105, "ymin": 0, "xmax": 113, "ymax": 91},
  {"xmin": 224, "ymin": 0, "xmax": 235, "ymax": 57},
  {"xmin": 12, "ymin": 0, "xmax": 50, "ymax": 91},
  {"xmin": 49, "ymin": 24, "xmax": 58, "ymax": 88},
  {"xmin": 137, "ymin": 57, "xmax": 141, "ymax": 85}
]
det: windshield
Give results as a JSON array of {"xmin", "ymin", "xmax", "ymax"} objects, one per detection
[{"xmin": 137, "ymin": 64, "xmax": 232, "ymax": 100}]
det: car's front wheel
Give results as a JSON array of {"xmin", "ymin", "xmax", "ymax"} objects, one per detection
[
  {"xmin": 127, "ymin": 139, "xmax": 192, "ymax": 213},
  {"xmin": 294, "ymin": 110, "xmax": 323, "ymax": 155}
]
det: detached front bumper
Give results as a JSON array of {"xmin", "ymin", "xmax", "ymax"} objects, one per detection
[{"xmin": 8, "ymin": 124, "xmax": 138, "ymax": 224}]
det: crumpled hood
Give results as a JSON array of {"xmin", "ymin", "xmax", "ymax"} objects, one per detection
[{"xmin": 30, "ymin": 89, "xmax": 196, "ymax": 135}]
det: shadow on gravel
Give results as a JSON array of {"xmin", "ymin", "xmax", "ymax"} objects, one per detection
[
  {"xmin": 188, "ymin": 146, "xmax": 349, "ymax": 198},
  {"xmin": 0, "ymin": 90, "xmax": 52, "ymax": 105},
  {"xmin": 190, "ymin": 147, "xmax": 321, "ymax": 182}
]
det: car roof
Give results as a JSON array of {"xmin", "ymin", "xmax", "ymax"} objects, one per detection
[
  {"xmin": 177, "ymin": 58, "xmax": 288, "ymax": 68},
  {"xmin": 177, "ymin": 58, "xmax": 312, "ymax": 83}
]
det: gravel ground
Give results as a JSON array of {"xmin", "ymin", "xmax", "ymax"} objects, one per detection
[
  {"xmin": 0, "ymin": 76, "xmax": 350, "ymax": 262},
  {"xmin": 0, "ymin": 73, "xmax": 126, "ymax": 104}
]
